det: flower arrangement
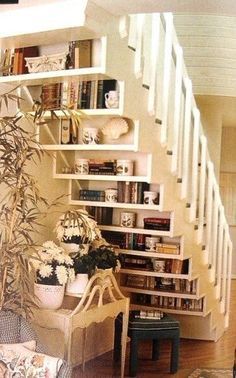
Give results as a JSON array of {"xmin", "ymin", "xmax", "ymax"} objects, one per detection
[
  {"xmin": 55, "ymin": 209, "xmax": 101, "ymax": 245},
  {"xmin": 34, "ymin": 241, "xmax": 75, "ymax": 286}
]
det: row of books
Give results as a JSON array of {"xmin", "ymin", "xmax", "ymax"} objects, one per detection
[
  {"xmin": 86, "ymin": 206, "xmax": 113, "ymax": 225},
  {"xmin": 62, "ymin": 79, "xmax": 117, "ymax": 109},
  {"xmin": 1, "ymin": 46, "xmax": 39, "ymax": 76},
  {"xmin": 144, "ymin": 217, "xmax": 170, "ymax": 231},
  {"xmin": 117, "ymin": 182, "xmax": 150, "ymax": 204},
  {"xmin": 1, "ymin": 39, "xmax": 92, "ymax": 77},
  {"xmin": 39, "ymin": 79, "xmax": 118, "ymax": 111},
  {"xmin": 87, "ymin": 160, "xmax": 116, "ymax": 175},
  {"xmin": 150, "ymin": 296, "xmax": 204, "ymax": 311},
  {"xmin": 79, "ymin": 190, "xmax": 105, "ymax": 201},
  {"xmin": 134, "ymin": 294, "xmax": 203, "ymax": 311},
  {"xmin": 101, "ymin": 231, "xmax": 179, "ymax": 251},
  {"xmin": 67, "ymin": 40, "xmax": 92, "ymax": 70},
  {"xmin": 125, "ymin": 275, "xmax": 197, "ymax": 294},
  {"xmin": 122, "ymin": 256, "xmax": 188, "ymax": 274}
]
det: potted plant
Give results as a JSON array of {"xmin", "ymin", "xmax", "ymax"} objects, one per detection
[
  {"xmin": 0, "ymin": 87, "xmax": 57, "ymax": 316},
  {"xmin": 33, "ymin": 241, "xmax": 75, "ymax": 309},
  {"xmin": 89, "ymin": 245, "xmax": 121, "ymax": 273},
  {"xmin": 54, "ymin": 209, "xmax": 102, "ymax": 254},
  {"xmin": 65, "ymin": 253, "xmax": 95, "ymax": 297}
]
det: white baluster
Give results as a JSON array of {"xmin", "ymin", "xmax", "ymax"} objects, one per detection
[
  {"xmin": 128, "ymin": 15, "xmax": 137, "ymax": 50},
  {"xmin": 119, "ymin": 15, "xmax": 128, "ymax": 38},
  {"xmin": 147, "ymin": 13, "xmax": 160, "ymax": 115},
  {"xmin": 180, "ymin": 77, "xmax": 192, "ymax": 199},
  {"xmin": 171, "ymin": 44, "xmax": 183, "ymax": 174},
  {"xmin": 160, "ymin": 13, "xmax": 173, "ymax": 145},
  {"xmin": 215, "ymin": 206, "xmax": 224, "ymax": 296},
  {"xmin": 211, "ymin": 189, "xmax": 219, "ymax": 270},
  {"xmin": 225, "ymin": 239, "xmax": 232, "ymax": 326},
  {"xmin": 205, "ymin": 161, "xmax": 214, "ymax": 262},
  {"xmin": 134, "ymin": 14, "xmax": 145, "ymax": 78},
  {"xmin": 197, "ymin": 135, "xmax": 207, "ymax": 244},
  {"xmin": 221, "ymin": 228, "xmax": 228, "ymax": 313},
  {"xmin": 189, "ymin": 108, "xmax": 200, "ymax": 222}
]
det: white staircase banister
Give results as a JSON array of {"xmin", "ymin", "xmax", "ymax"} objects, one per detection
[
  {"xmin": 160, "ymin": 13, "xmax": 173, "ymax": 145},
  {"xmin": 190, "ymin": 107, "xmax": 200, "ymax": 222},
  {"xmin": 171, "ymin": 44, "xmax": 183, "ymax": 174}
]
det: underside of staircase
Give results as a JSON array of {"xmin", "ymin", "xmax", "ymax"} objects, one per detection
[{"xmin": 82, "ymin": 6, "xmax": 232, "ymax": 341}]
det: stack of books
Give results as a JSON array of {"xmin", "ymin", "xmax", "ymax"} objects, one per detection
[
  {"xmin": 88, "ymin": 160, "xmax": 116, "ymax": 175},
  {"xmin": 156, "ymin": 242, "xmax": 180, "ymax": 255},
  {"xmin": 144, "ymin": 217, "xmax": 170, "ymax": 231},
  {"xmin": 132, "ymin": 310, "xmax": 164, "ymax": 320}
]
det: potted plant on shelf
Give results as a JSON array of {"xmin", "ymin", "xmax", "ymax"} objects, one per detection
[
  {"xmin": 65, "ymin": 253, "xmax": 95, "ymax": 297},
  {"xmin": 89, "ymin": 245, "xmax": 121, "ymax": 273},
  {"xmin": 54, "ymin": 209, "xmax": 102, "ymax": 254},
  {"xmin": 33, "ymin": 241, "xmax": 75, "ymax": 309}
]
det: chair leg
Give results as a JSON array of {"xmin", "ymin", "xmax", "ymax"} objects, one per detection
[
  {"xmin": 170, "ymin": 336, "xmax": 179, "ymax": 374},
  {"xmin": 129, "ymin": 337, "xmax": 138, "ymax": 377},
  {"xmin": 113, "ymin": 316, "xmax": 122, "ymax": 362},
  {"xmin": 152, "ymin": 339, "xmax": 160, "ymax": 360}
]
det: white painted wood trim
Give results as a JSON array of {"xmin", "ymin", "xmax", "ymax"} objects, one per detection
[
  {"xmin": 189, "ymin": 107, "xmax": 200, "ymax": 222},
  {"xmin": 147, "ymin": 13, "xmax": 160, "ymax": 115},
  {"xmin": 134, "ymin": 14, "xmax": 145, "ymax": 78},
  {"xmin": 171, "ymin": 44, "xmax": 183, "ymax": 174},
  {"xmin": 180, "ymin": 77, "xmax": 192, "ymax": 199},
  {"xmin": 197, "ymin": 135, "xmax": 207, "ymax": 244},
  {"xmin": 160, "ymin": 13, "xmax": 173, "ymax": 145}
]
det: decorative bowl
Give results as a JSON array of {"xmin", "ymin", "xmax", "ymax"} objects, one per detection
[{"xmin": 25, "ymin": 51, "xmax": 67, "ymax": 73}]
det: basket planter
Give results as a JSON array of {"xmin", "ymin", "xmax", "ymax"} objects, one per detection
[
  {"xmin": 34, "ymin": 283, "xmax": 65, "ymax": 310},
  {"xmin": 66, "ymin": 273, "xmax": 89, "ymax": 297}
]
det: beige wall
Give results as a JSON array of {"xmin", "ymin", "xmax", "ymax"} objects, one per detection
[{"xmin": 196, "ymin": 95, "xmax": 236, "ymax": 277}]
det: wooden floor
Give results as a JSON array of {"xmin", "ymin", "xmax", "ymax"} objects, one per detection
[{"xmin": 72, "ymin": 280, "xmax": 236, "ymax": 377}]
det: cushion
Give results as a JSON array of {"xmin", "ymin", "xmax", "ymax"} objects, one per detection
[{"xmin": 0, "ymin": 343, "xmax": 63, "ymax": 377}]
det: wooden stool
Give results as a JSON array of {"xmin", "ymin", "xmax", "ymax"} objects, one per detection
[{"xmin": 114, "ymin": 312, "xmax": 180, "ymax": 376}]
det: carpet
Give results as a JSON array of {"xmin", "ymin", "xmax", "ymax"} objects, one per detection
[{"xmin": 188, "ymin": 368, "xmax": 233, "ymax": 378}]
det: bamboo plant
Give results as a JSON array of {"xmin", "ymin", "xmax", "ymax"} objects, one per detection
[{"xmin": 0, "ymin": 87, "xmax": 52, "ymax": 316}]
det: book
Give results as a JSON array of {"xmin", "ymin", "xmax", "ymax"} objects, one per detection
[
  {"xmin": 171, "ymin": 259, "xmax": 183, "ymax": 274},
  {"xmin": 132, "ymin": 310, "xmax": 164, "ymax": 320}
]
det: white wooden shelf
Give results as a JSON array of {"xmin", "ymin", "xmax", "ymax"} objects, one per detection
[
  {"xmin": 119, "ymin": 268, "xmax": 190, "ymax": 279},
  {"xmin": 99, "ymin": 225, "xmax": 171, "ymax": 236},
  {"xmin": 130, "ymin": 304, "xmax": 204, "ymax": 316},
  {"xmin": 69, "ymin": 200, "xmax": 161, "ymax": 211},
  {"xmin": 42, "ymin": 144, "xmax": 137, "ymax": 151},
  {"xmin": 117, "ymin": 248, "xmax": 182, "ymax": 259},
  {"xmin": 0, "ymin": 67, "xmax": 110, "ymax": 86},
  {"xmin": 54, "ymin": 173, "xmax": 151, "ymax": 182},
  {"xmin": 120, "ymin": 286, "xmax": 198, "ymax": 299},
  {"xmin": 33, "ymin": 108, "xmax": 125, "ymax": 118}
]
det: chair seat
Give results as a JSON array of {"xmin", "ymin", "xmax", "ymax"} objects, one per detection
[{"xmin": 128, "ymin": 312, "xmax": 180, "ymax": 331}]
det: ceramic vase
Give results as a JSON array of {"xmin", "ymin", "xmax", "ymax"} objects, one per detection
[
  {"xmin": 34, "ymin": 283, "xmax": 65, "ymax": 310},
  {"xmin": 66, "ymin": 273, "xmax": 89, "ymax": 297}
]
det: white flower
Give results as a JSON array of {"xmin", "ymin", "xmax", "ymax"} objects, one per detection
[
  {"xmin": 64, "ymin": 255, "xmax": 73, "ymax": 265},
  {"xmin": 68, "ymin": 268, "xmax": 75, "ymax": 283},
  {"xmin": 56, "ymin": 265, "xmax": 68, "ymax": 285},
  {"xmin": 39, "ymin": 264, "xmax": 53, "ymax": 278}
]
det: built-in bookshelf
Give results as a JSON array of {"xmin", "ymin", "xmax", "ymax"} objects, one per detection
[{"xmin": 0, "ymin": 27, "xmax": 199, "ymax": 317}]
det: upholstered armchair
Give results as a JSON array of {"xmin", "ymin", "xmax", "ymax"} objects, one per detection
[{"xmin": 0, "ymin": 310, "xmax": 72, "ymax": 377}]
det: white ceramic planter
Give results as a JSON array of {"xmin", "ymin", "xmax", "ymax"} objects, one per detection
[
  {"xmin": 34, "ymin": 283, "xmax": 65, "ymax": 310},
  {"xmin": 66, "ymin": 273, "xmax": 89, "ymax": 297}
]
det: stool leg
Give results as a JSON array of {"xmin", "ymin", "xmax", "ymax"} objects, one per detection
[
  {"xmin": 170, "ymin": 336, "xmax": 179, "ymax": 373},
  {"xmin": 113, "ymin": 316, "xmax": 122, "ymax": 362},
  {"xmin": 129, "ymin": 336, "xmax": 138, "ymax": 377},
  {"xmin": 152, "ymin": 339, "xmax": 160, "ymax": 360}
]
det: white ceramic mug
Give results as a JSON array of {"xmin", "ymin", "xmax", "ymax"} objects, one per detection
[
  {"xmin": 104, "ymin": 90, "xmax": 119, "ymax": 109},
  {"xmin": 143, "ymin": 191, "xmax": 159, "ymax": 205},
  {"xmin": 116, "ymin": 159, "xmax": 134, "ymax": 176},
  {"xmin": 82, "ymin": 127, "xmax": 100, "ymax": 145},
  {"xmin": 152, "ymin": 259, "xmax": 166, "ymax": 272},
  {"xmin": 105, "ymin": 188, "xmax": 118, "ymax": 203},
  {"xmin": 145, "ymin": 236, "xmax": 161, "ymax": 252},
  {"xmin": 120, "ymin": 212, "xmax": 136, "ymax": 228},
  {"xmin": 74, "ymin": 158, "xmax": 89, "ymax": 175}
]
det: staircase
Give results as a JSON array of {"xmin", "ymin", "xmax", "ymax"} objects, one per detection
[
  {"xmin": 85, "ymin": 11, "xmax": 233, "ymax": 341},
  {"xmin": 4, "ymin": 1, "xmax": 231, "ymax": 341}
]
